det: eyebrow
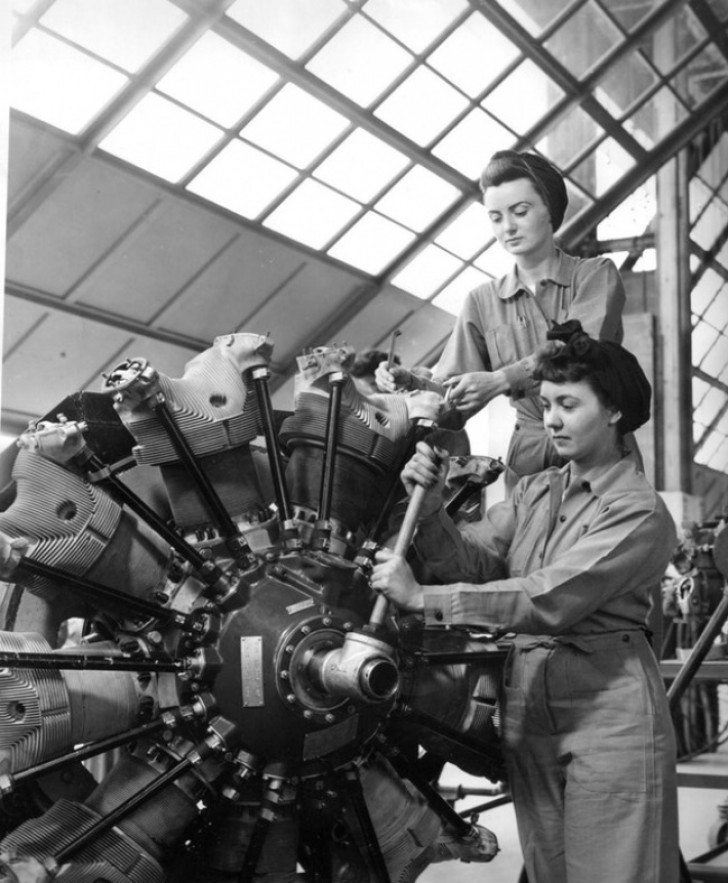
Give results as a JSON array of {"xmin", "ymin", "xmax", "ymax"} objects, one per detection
[{"xmin": 487, "ymin": 200, "xmax": 533, "ymax": 214}]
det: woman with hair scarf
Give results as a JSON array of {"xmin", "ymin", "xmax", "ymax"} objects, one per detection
[
  {"xmin": 371, "ymin": 324, "xmax": 679, "ymax": 883},
  {"xmin": 376, "ymin": 150, "xmax": 628, "ymax": 486}
]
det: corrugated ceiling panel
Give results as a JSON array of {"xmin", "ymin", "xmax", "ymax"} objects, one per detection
[
  {"xmin": 6, "ymin": 121, "xmax": 74, "ymax": 211},
  {"xmin": 71, "ymin": 199, "xmax": 241, "ymax": 322},
  {"xmin": 6, "ymin": 157, "xmax": 160, "ymax": 295}
]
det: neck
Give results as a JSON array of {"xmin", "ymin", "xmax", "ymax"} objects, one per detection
[
  {"xmin": 516, "ymin": 245, "xmax": 558, "ymax": 287},
  {"xmin": 570, "ymin": 446, "xmax": 624, "ymax": 484}
]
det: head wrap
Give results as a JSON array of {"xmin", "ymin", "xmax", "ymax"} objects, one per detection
[
  {"xmin": 480, "ymin": 150, "xmax": 568, "ymax": 230},
  {"xmin": 544, "ymin": 320, "xmax": 651, "ymax": 434}
]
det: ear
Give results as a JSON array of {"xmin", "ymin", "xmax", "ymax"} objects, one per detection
[{"xmin": 607, "ymin": 410, "xmax": 622, "ymax": 426}]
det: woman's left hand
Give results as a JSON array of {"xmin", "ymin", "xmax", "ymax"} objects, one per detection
[
  {"xmin": 443, "ymin": 371, "xmax": 508, "ymax": 413},
  {"xmin": 371, "ymin": 548, "xmax": 424, "ymax": 613}
]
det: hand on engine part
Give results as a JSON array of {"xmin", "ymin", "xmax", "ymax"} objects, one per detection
[
  {"xmin": 442, "ymin": 370, "xmax": 508, "ymax": 413},
  {"xmin": 401, "ymin": 441, "xmax": 448, "ymax": 518},
  {"xmin": 0, "ymin": 534, "xmax": 29, "ymax": 580},
  {"xmin": 371, "ymin": 548, "xmax": 424, "ymax": 613},
  {"xmin": 375, "ymin": 361, "xmax": 415, "ymax": 393}
]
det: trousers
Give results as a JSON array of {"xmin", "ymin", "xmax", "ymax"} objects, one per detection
[{"xmin": 502, "ymin": 630, "xmax": 679, "ymax": 883}]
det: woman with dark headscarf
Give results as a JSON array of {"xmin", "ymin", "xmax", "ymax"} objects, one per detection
[
  {"xmin": 376, "ymin": 150, "xmax": 628, "ymax": 486},
  {"xmin": 371, "ymin": 324, "xmax": 679, "ymax": 883}
]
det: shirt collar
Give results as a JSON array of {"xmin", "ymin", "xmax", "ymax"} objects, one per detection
[
  {"xmin": 560, "ymin": 452, "xmax": 641, "ymax": 499},
  {"xmin": 497, "ymin": 248, "xmax": 574, "ymax": 301}
]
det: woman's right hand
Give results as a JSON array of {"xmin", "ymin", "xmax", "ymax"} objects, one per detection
[
  {"xmin": 375, "ymin": 361, "xmax": 414, "ymax": 393},
  {"xmin": 401, "ymin": 441, "xmax": 448, "ymax": 517}
]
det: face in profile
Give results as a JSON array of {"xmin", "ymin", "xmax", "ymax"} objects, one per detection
[{"xmin": 539, "ymin": 378, "xmax": 621, "ymax": 465}]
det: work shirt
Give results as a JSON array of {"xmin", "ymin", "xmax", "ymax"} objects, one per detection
[
  {"xmin": 414, "ymin": 453, "xmax": 677, "ymax": 636},
  {"xmin": 434, "ymin": 250, "xmax": 625, "ymax": 426}
]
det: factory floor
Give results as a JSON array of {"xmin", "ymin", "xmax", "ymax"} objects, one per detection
[{"xmin": 419, "ymin": 740, "xmax": 728, "ymax": 883}]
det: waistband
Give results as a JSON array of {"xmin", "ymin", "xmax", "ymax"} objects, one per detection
[{"xmin": 510, "ymin": 629, "xmax": 648, "ymax": 654}]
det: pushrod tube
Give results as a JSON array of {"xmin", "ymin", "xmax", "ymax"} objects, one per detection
[
  {"xmin": 249, "ymin": 366, "xmax": 293, "ymax": 522},
  {"xmin": 318, "ymin": 372, "xmax": 345, "ymax": 523}
]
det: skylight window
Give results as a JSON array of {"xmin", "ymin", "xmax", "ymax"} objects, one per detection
[
  {"xmin": 374, "ymin": 66, "xmax": 470, "ymax": 147},
  {"xmin": 155, "ymin": 32, "xmax": 279, "ymax": 128},
  {"xmin": 187, "ymin": 140, "xmax": 298, "ymax": 219},
  {"xmin": 327, "ymin": 213, "xmax": 416, "ymax": 275},
  {"xmin": 306, "ymin": 15, "xmax": 412, "ymax": 108},
  {"xmin": 99, "ymin": 93, "xmax": 223, "ymax": 182},
  {"xmin": 11, "ymin": 29, "xmax": 128, "ymax": 135},
  {"xmin": 474, "ymin": 242, "xmax": 514, "ymax": 278},
  {"xmin": 692, "ymin": 198, "xmax": 728, "ymax": 251},
  {"xmin": 240, "ymin": 83, "xmax": 350, "ymax": 169},
  {"xmin": 435, "ymin": 203, "xmax": 489, "ymax": 261},
  {"xmin": 482, "ymin": 59, "xmax": 565, "ymax": 135},
  {"xmin": 263, "ymin": 179, "xmax": 361, "ymax": 250},
  {"xmin": 536, "ymin": 106, "xmax": 603, "ymax": 170},
  {"xmin": 226, "ymin": 0, "xmax": 345, "ymax": 60},
  {"xmin": 691, "ymin": 270, "xmax": 724, "ymax": 318},
  {"xmin": 623, "ymin": 87, "xmax": 689, "ymax": 150},
  {"xmin": 427, "ymin": 12, "xmax": 519, "ymax": 98},
  {"xmin": 390, "ymin": 245, "xmax": 463, "ymax": 299},
  {"xmin": 432, "ymin": 108, "xmax": 514, "ymax": 178},
  {"xmin": 40, "ymin": 0, "xmax": 186, "ymax": 73},
  {"xmin": 432, "ymin": 266, "xmax": 491, "ymax": 316},
  {"xmin": 364, "ymin": 0, "xmax": 469, "ymax": 54},
  {"xmin": 597, "ymin": 179, "xmax": 655, "ymax": 240},
  {"xmin": 374, "ymin": 166, "xmax": 461, "ymax": 233},
  {"xmin": 544, "ymin": 1, "xmax": 623, "ymax": 81},
  {"xmin": 313, "ymin": 130, "xmax": 410, "ymax": 203}
]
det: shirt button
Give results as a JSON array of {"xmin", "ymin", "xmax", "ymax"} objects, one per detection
[
  {"xmin": 559, "ymin": 515, "xmax": 567, "ymax": 522},
  {"xmin": 622, "ymin": 634, "xmax": 630, "ymax": 643},
  {"xmin": 434, "ymin": 610, "xmax": 443, "ymax": 621}
]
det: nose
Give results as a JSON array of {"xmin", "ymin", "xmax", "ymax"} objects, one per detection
[{"xmin": 544, "ymin": 408, "xmax": 562, "ymax": 429}]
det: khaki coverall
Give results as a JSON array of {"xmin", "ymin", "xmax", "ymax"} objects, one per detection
[
  {"xmin": 434, "ymin": 250, "xmax": 626, "ymax": 479},
  {"xmin": 413, "ymin": 454, "xmax": 679, "ymax": 883}
]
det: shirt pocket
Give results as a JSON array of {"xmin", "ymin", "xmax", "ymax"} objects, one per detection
[{"xmin": 484, "ymin": 320, "xmax": 537, "ymax": 368}]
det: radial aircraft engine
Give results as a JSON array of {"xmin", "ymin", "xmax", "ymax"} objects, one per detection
[{"xmin": 0, "ymin": 332, "xmax": 505, "ymax": 882}]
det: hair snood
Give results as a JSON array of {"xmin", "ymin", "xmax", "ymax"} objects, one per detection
[
  {"xmin": 480, "ymin": 150, "xmax": 568, "ymax": 230},
  {"xmin": 537, "ymin": 320, "xmax": 651, "ymax": 434}
]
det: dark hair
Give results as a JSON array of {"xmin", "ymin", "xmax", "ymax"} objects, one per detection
[
  {"xmin": 535, "ymin": 321, "xmax": 651, "ymax": 435},
  {"xmin": 350, "ymin": 349, "xmax": 400, "ymax": 378},
  {"xmin": 479, "ymin": 150, "xmax": 568, "ymax": 230}
]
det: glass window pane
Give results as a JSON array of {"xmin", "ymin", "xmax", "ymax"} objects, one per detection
[
  {"xmin": 623, "ymin": 86, "xmax": 689, "ymax": 150},
  {"xmin": 671, "ymin": 43, "xmax": 728, "ymax": 109},
  {"xmin": 306, "ymin": 16, "xmax": 412, "ymax": 108},
  {"xmin": 99, "ymin": 93, "xmax": 223, "ymax": 182},
  {"xmin": 155, "ymin": 33, "xmax": 279, "ymax": 128},
  {"xmin": 482, "ymin": 59, "xmax": 565, "ymax": 134},
  {"xmin": 432, "ymin": 108, "xmax": 515, "ymax": 178},
  {"xmin": 391, "ymin": 245, "xmax": 464, "ymax": 299},
  {"xmin": 691, "ymin": 270, "xmax": 724, "ymax": 319},
  {"xmin": 536, "ymin": 105, "xmax": 603, "ymax": 170},
  {"xmin": 493, "ymin": 0, "xmax": 566, "ymax": 37},
  {"xmin": 374, "ymin": 166, "xmax": 461, "ymax": 233},
  {"xmin": 693, "ymin": 376, "xmax": 712, "ymax": 411},
  {"xmin": 263, "ymin": 179, "xmax": 361, "ymax": 250},
  {"xmin": 433, "ymin": 266, "xmax": 492, "ymax": 316},
  {"xmin": 435, "ymin": 202, "xmax": 489, "ymax": 261},
  {"xmin": 364, "ymin": 0, "xmax": 469, "ymax": 54},
  {"xmin": 700, "ymin": 336, "xmax": 728, "ymax": 381},
  {"xmin": 187, "ymin": 140, "xmax": 299, "ymax": 219},
  {"xmin": 569, "ymin": 137, "xmax": 637, "ymax": 198},
  {"xmin": 608, "ymin": 0, "xmax": 663, "ymax": 33},
  {"xmin": 374, "ymin": 66, "xmax": 470, "ymax": 147},
  {"xmin": 706, "ymin": 0, "xmax": 728, "ymax": 21},
  {"xmin": 313, "ymin": 130, "xmax": 410, "ymax": 203},
  {"xmin": 561, "ymin": 179, "xmax": 594, "ymax": 226},
  {"xmin": 693, "ymin": 319, "xmax": 721, "ymax": 368},
  {"xmin": 639, "ymin": 6, "xmax": 706, "ymax": 75},
  {"xmin": 11, "ymin": 29, "xmax": 128, "ymax": 135},
  {"xmin": 691, "ymin": 199, "xmax": 728, "ymax": 251},
  {"xmin": 696, "ymin": 133, "xmax": 728, "ymax": 190},
  {"xmin": 592, "ymin": 51, "xmax": 658, "ymax": 117},
  {"xmin": 703, "ymin": 293, "xmax": 728, "ymax": 335},
  {"xmin": 693, "ymin": 380, "xmax": 724, "ymax": 425},
  {"xmin": 40, "ymin": 0, "xmax": 186, "ymax": 73},
  {"xmin": 327, "ymin": 213, "xmax": 417, "ymax": 275},
  {"xmin": 697, "ymin": 428, "xmax": 728, "ymax": 471},
  {"xmin": 597, "ymin": 178, "xmax": 655, "ymax": 239},
  {"xmin": 544, "ymin": 1, "xmax": 623, "ymax": 80},
  {"xmin": 427, "ymin": 12, "xmax": 519, "ymax": 98},
  {"xmin": 240, "ymin": 83, "xmax": 349, "ymax": 169},
  {"xmin": 226, "ymin": 0, "xmax": 345, "ymax": 60}
]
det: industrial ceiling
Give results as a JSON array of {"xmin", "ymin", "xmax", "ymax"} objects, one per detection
[{"xmin": 4, "ymin": 0, "xmax": 728, "ymax": 474}]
